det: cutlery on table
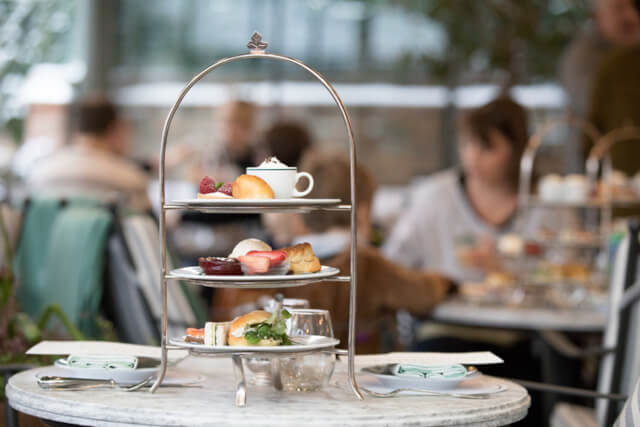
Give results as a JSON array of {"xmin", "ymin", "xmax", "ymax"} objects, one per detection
[
  {"xmin": 359, "ymin": 386, "xmax": 492, "ymax": 399},
  {"xmin": 36, "ymin": 376, "xmax": 202, "ymax": 391}
]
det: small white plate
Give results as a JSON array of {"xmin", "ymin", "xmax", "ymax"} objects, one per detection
[
  {"xmin": 170, "ymin": 265, "xmax": 340, "ymax": 283},
  {"xmin": 360, "ymin": 366, "xmax": 479, "ymax": 391},
  {"xmin": 169, "ymin": 335, "xmax": 339, "ymax": 353},
  {"xmin": 50, "ymin": 358, "xmax": 160, "ymax": 384},
  {"xmin": 170, "ymin": 198, "xmax": 342, "ymax": 206}
]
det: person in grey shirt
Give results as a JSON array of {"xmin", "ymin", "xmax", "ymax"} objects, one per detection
[{"xmin": 383, "ymin": 97, "xmax": 529, "ymax": 284}]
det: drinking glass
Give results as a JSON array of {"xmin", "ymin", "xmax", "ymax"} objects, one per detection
[
  {"xmin": 285, "ymin": 309, "xmax": 334, "ymax": 337},
  {"xmin": 279, "ymin": 309, "xmax": 336, "ymax": 391}
]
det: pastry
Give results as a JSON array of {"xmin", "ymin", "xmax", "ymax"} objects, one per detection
[
  {"xmin": 564, "ymin": 174, "xmax": 589, "ymax": 202},
  {"xmin": 229, "ymin": 238, "xmax": 272, "ymax": 259},
  {"xmin": 198, "ymin": 176, "xmax": 233, "ymax": 199},
  {"xmin": 485, "ymin": 271, "xmax": 515, "ymax": 288},
  {"xmin": 198, "ymin": 257, "xmax": 242, "ymax": 275},
  {"xmin": 232, "ymin": 174, "xmax": 275, "ymax": 199},
  {"xmin": 538, "ymin": 174, "xmax": 564, "ymax": 202},
  {"xmin": 497, "ymin": 234, "xmax": 523, "ymax": 257},
  {"xmin": 228, "ymin": 310, "xmax": 291, "ymax": 346},
  {"xmin": 281, "ymin": 242, "xmax": 321, "ymax": 274}
]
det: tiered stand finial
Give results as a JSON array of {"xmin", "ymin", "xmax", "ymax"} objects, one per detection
[{"xmin": 151, "ymin": 32, "xmax": 363, "ymax": 404}]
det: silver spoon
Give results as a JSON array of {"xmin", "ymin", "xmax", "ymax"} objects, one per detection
[{"xmin": 360, "ymin": 386, "xmax": 491, "ymax": 399}]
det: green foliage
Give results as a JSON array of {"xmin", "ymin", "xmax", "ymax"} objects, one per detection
[
  {"xmin": 396, "ymin": 0, "xmax": 591, "ymax": 83},
  {"xmin": 0, "ymin": 0, "xmax": 75, "ymax": 142}
]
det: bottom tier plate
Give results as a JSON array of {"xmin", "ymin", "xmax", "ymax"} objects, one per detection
[{"xmin": 169, "ymin": 335, "xmax": 339, "ymax": 353}]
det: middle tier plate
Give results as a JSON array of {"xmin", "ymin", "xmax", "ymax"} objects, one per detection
[
  {"xmin": 169, "ymin": 335, "xmax": 339, "ymax": 353},
  {"xmin": 167, "ymin": 265, "xmax": 341, "ymax": 288}
]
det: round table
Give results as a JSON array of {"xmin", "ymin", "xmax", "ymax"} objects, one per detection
[
  {"xmin": 7, "ymin": 356, "xmax": 530, "ymax": 426},
  {"xmin": 432, "ymin": 299, "xmax": 607, "ymax": 332}
]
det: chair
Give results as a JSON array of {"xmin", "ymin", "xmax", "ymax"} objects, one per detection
[
  {"xmin": 14, "ymin": 197, "xmax": 205, "ymax": 342},
  {"xmin": 15, "ymin": 198, "xmax": 113, "ymax": 337},
  {"xmin": 543, "ymin": 221, "xmax": 640, "ymax": 427}
]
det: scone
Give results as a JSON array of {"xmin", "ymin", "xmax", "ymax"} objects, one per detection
[
  {"xmin": 281, "ymin": 242, "xmax": 321, "ymax": 274},
  {"xmin": 232, "ymin": 174, "xmax": 275, "ymax": 199}
]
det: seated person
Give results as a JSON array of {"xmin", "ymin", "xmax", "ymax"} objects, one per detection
[
  {"xmin": 26, "ymin": 95, "xmax": 149, "ymax": 209},
  {"xmin": 383, "ymin": 97, "xmax": 529, "ymax": 284},
  {"xmin": 259, "ymin": 121, "xmax": 314, "ymax": 247},
  {"xmin": 212, "ymin": 152, "xmax": 453, "ymax": 354},
  {"xmin": 191, "ymin": 100, "xmax": 259, "ymax": 184}
]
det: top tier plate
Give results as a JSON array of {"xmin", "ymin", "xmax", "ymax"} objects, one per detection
[{"xmin": 165, "ymin": 198, "xmax": 345, "ymax": 213}]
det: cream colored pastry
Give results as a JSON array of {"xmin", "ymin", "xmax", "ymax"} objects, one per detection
[
  {"xmin": 497, "ymin": 233, "xmax": 524, "ymax": 257},
  {"xmin": 539, "ymin": 174, "xmax": 564, "ymax": 201},
  {"xmin": 564, "ymin": 174, "xmax": 589, "ymax": 202},
  {"xmin": 232, "ymin": 174, "xmax": 275, "ymax": 199},
  {"xmin": 281, "ymin": 242, "xmax": 321, "ymax": 274}
]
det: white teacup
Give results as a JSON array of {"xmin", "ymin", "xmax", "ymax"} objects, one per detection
[{"xmin": 246, "ymin": 167, "xmax": 314, "ymax": 199}]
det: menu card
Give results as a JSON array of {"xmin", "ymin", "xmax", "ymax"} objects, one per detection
[
  {"xmin": 356, "ymin": 351, "xmax": 503, "ymax": 366},
  {"xmin": 26, "ymin": 341, "xmax": 188, "ymax": 361}
]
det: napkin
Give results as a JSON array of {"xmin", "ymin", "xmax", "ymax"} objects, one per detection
[
  {"xmin": 66, "ymin": 355, "xmax": 138, "ymax": 370},
  {"xmin": 357, "ymin": 352, "xmax": 503, "ymax": 367},
  {"xmin": 26, "ymin": 341, "xmax": 188, "ymax": 362},
  {"xmin": 392, "ymin": 364, "xmax": 467, "ymax": 379}
]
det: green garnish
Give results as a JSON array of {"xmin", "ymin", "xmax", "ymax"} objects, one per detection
[
  {"xmin": 215, "ymin": 182, "xmax": 224, "ymax": 190},
  {"xmin": 243, "ymin": 309, "xmax": 292, "ymax": 345}
]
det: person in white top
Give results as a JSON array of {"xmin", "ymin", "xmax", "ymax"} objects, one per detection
[
  {"xmin": 27, "ymin": 95, "xmax": 150, "ymax": 210},
  {"xmin": 383, "ymin": 97, "xmax": 530, "ymax": 284}
]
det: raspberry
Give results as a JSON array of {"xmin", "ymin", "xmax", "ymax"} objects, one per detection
[
  {"xmin": 219, "ymin": 182, "xmax": 233, "ymax": 196},
  {"xmin": 199, "ymin": 176, "xmax": 217, "ymax": 194}
]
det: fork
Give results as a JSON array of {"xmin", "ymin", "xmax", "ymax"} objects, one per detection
[
  {"xmin": 37, "ymin": 375, "xmax": 154, "ymax": 392},
  {"xmin": 360, "ymin": 386, "xmax": 491, "ymax": 399}
]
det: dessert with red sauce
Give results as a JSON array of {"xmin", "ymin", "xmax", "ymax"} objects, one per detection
[{"xmin": 198, "ymin": 256, "xmax": 242, "ymax": 275}]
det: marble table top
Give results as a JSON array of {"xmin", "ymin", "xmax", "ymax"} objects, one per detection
[
  {"xmin": 432, "ymin": 299, "xmax": 607, "ymax": 332},
  {"xmin": 8, "ymin": 355, "xmax": 530, "ymax": 426}
]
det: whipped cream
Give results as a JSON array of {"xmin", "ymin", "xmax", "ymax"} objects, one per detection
[{"xmin": 257, "ymin": 156, "xmax": 289, "ymax": 168}]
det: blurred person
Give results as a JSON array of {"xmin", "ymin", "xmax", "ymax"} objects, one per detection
[
  {"xmin": 583, "ymin": 44, "xmax": 640, "ymax": 175},
  {"xmin": 383, "ymin": 97, "xmax": 528, "ymax": 284},
  {"xmin": 26, "ymin": 95, "xmax": 149, "ymax": 209},
  {"xmin": 256, "ymin": 120, "xmax": 312, "ymax": 166},
  {"xmin": 12, "ymin": 104, "xmax": 68, "ymax": 180},
  {"xmin": 194, "ymin": 100, "xmax": 258, "ymax": 183},
  {"xmin": 561, "ymin": 0, "xmax": 640, "ymax": 119},
  {"xmin": 213, "ymin": 152, "xmax": 453, "ymax": 353},
  {"xmin": 259, "ymin": 120, "xmax": 314, "ymax": 247},
  {"xmin": 384, "ymin": 99, "xmax": 548, "ymax": 426},
  {"xmin": 560, "ymin": 0, "xmax": 640, "ymax": 170}
]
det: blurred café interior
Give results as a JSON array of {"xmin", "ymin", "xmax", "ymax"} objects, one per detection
[{"xmin": 2, "ymin": 0, "xmax": 640, "ymax": 426}]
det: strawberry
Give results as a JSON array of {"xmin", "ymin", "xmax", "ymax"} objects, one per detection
[
  {"xmin": 246, "ymin": 250, "xmax": 286, "ymax": 266},
  {"xmin": 219, "ymin": 182, "xmax": 233, "ymax": 196},
  {"xmin": 238, "ymin": 255, "xmax": 271, "ymax": 275},
  {"xmin": 199, "ymin": 176, "xmax": 217, "ymax": 194}
]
